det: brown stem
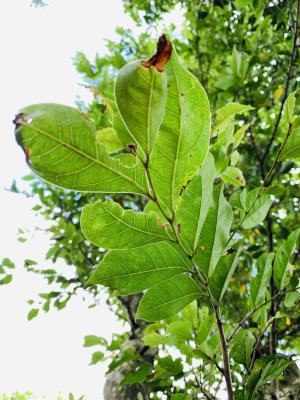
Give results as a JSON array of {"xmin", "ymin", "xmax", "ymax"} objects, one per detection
[{"xmin": 215, "ymin": 306, "xmax": 234, "ymax": 400}]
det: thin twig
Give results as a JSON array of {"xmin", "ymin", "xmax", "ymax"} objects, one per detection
[
  {"xmin": 262, "ymin": 0, "xmax": 300, "ymax": 162},
  {"xmin": 227, "ymin": 286, "xmax": 300, "ymax": 342}
]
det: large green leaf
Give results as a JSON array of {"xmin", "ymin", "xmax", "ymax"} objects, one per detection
[
  {"xmin": 274, "ymin": 228, "xmax": 300, "ymax": 290},
  {"xmin": 250, "ymin": 253, "xmax": 274, "ymax": 305},
  {"xmin": 209, "ymin": 246, "xmax": 241, "ymax": 303},
  {"xmin": 115, "ymin": 60, "xmax": 167, "ymax": 157},
  {"xmin": 149, "ymin": 49, "xmax": 211, "ymax": 213},
  {"xmin": 194, "ymin": 185, "xmax": 233, "ymax": 276},
  {"xmin": 136, "ymin": 274, "xmax": 202, "ymax": 321},
  {"xmin": 87, "ymin": 242, "xmax": 191, "ymax": 294},
  {"xmin": 176, "ymin": 153, "xmax": 215, "ymax": 254},
  {"xmin": 81, "ymin": 201, "xmax": 173, "ymax": 249},
  {"xmin": 15, "ymin": 104, "xmax": 148, "ymax": 195}
]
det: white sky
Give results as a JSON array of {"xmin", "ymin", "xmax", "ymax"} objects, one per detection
[{"xmin": 0, "ymin": 1, "xmax": 183, "ymax": 399}]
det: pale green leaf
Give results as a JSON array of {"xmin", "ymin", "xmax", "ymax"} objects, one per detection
[
  {"xmin": 194, "ymin": 185, "xmax": 233, "ymax": 276},
  {"xmin": 176, "ymin": 153, "xmax": 215, "ymax": 254},
  {"xmin": 115, "ymin": 60, "xmax": 167, "ymax": 157},
  {"xmin": 251, "ymin": 253, "xmax": 274, "ymax": 305},
  {"xmin": 213, "ymin": 102, "xmax": 253, "ymax": 134},
  {"xmin": 15, "ymin": 104, "xmax": 148, "ymax": 195},
  {"xmin": 83, "ymin": 335, "xmax": 108, "ymax": 347},
  {"xmin": 274, "ymin": 228, "xmax": 300, "ymax": 290},
  {"xmin": 96, "ymin": 127, "xmax": 123, "ymax": 154},
  {"xmin": 233, "ymin": 123, "xmax": 250, "ymax": 148},
  {"xmin": 150, "ymin": 48, "xmax": 211, "ymax": 213},
  {"xmin": 285, "ymin": 291, "xmax": 300, "ymax": 307},
  {"xmin": 136, "ymin": 274, "xmax": 202, "ymax": 321},
  {"xmin": 143, "ymin": 332, "xmax": 168, "ymax": 346},
  {"xmin": 279, "ymin": 117, "xmax": 300, "ymax": 161},
  {"xmin": 209, "ymin": 247, "xmax": 241, "ymax": 303},
  {"xmin": 87, "ymin": 242, "xmax": 191, "ymax": 294},
  {"xmin": 81, "ymin": 201, "xmax": 173, "ymax": 250},
  {"xmin": 90, "ymin": 351, "xmax": 105, "ymax": 365},
  {"xmin": 181, "ymin": 300, "xmax": 198, "ymax": 329},
  {"xmin": 242, "ymin": 189, "xmax": 272, "ymax": 229},
  {"xmin": 221, "ymin": 166, "xmax": 246, "ymax": 186},
  {"xmin": 167, "ymin": 320, "xmax": 193, "ymax": 342},
  {"xmin": 283, "ymin": 91, "xmax": 297, "ymax": 124},
  {"xmin": 196, "ymin": 307, "xmax": 215, "ymax": 345}
]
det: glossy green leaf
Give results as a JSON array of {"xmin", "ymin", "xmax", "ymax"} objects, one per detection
[
  {"xmin": 81, "ymin": 201, "xmax": 172, "ymax": 250},
  {"xmin": 250, "ymin": 253, "xmax": 274, "ymax": 305},
  {"xmin": 136, "ymin": 274, "xmax": 202, "ymax": 321},
  {"xmin": 96, "ymin": 127, "xmax": 123, "ymax": 154},
  {"xmin": 115, "ymin": 60, "xmax": 168, "ymax": 157},
  {"xmin": 176, "ymin": 153, "xmax": 215, "ymax": 254},
  {"xmin": 87, "ymin": 242, "xmax": 191, "ymax": 294},
  {"xmin": 274, "ymin": 228, "xmax": 300, "ymax": 290},
  {"xmin": 231, "ymin": 330, "xmax": 256, "ymax": 368},
  {"xmin": 150, "ymin": 48, "xmax": 211, "ymax": 213},
  {"xmin": 194, "ymin": 185, "xmax": 233, "ymax": 276},
  {"xmin": 280, "ymin": 117, "xmax": 300, "ymax": 161},
  {"xmin": 15, "ymin": 104, "xmax": 148, "ymax": 194},
  {"xmin": 221, "ymin": 166, "xmax": 246, "ymax": 186},
  {"xmin": 209, "ymin": 247, "xmax": 241, "ymax": 303}
]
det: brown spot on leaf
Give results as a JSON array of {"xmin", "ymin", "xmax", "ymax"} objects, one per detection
[
  {"xmin": 200, "ymin": 245, "xmax": 205, "ymax": 251},
  {"xmin": 141, "ymin": 34, "xmax": 172, "ymax": 72}
]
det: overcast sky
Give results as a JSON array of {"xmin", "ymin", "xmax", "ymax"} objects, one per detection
[{"xmin": 0, "ymin": 1, "xmax": 184, "ymax": 399}]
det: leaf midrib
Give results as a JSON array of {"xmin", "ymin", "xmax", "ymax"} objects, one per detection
[
  {"xmin": 170, "ymin": 58, "xmax": 182, "ymax": 212},
  {"xmin": 98, "ymin": 265, "xmax": 187, "ymax": 281},
  {"xmin": 25, "ymin": 123, "xmax": 147, "ymax": 194}
]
